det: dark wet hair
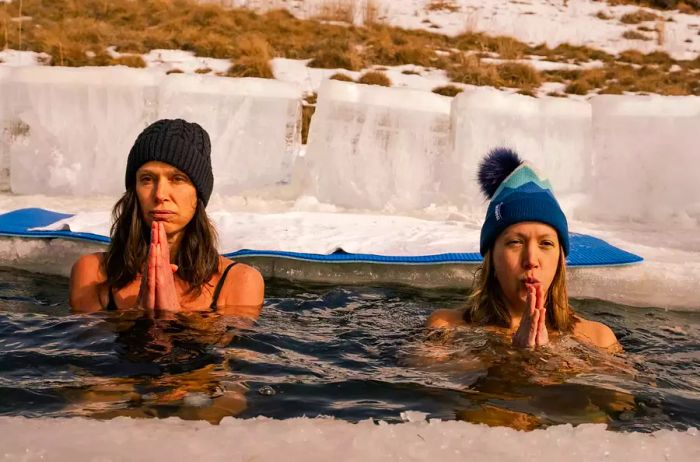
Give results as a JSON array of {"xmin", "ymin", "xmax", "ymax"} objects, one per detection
[{"xmin": 103, "ymin": 189, "xmax": 219, "ymax": 296}]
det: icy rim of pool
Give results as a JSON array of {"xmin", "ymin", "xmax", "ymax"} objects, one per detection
[
  {"xmin": 0, "ymin": 416, "xmax": 698, "ymax": 462},
  {"xmin": 0, "ymin": 194, "xmax": 698, "ymax": 311}
]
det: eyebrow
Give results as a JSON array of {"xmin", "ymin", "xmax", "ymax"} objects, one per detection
[
  {"xmin": 137, "ymin": 167, "xmax": 185, "ymax": 176},
  {"xmin": 506, "ymin": 232, "xmax": 557, "ymax": 240}
]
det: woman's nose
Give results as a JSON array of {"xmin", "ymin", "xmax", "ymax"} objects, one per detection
[
  {"xmin": 522, "ymin": 243, "xmax": 540, "ymax": 269},
  {"xmin": 154, "ymin": 179, "xmax": 170, "ymax": 201}
]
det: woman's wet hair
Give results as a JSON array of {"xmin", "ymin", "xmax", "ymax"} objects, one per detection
[
  {"xmin": 103, "ymin": 189, "xmax": 219, "ymax": 296},
  {"xmin": 463, "ymin": 248, "xmax": 576, "ymax": 332}
]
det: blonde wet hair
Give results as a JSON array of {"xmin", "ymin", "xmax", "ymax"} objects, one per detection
[{"xmin": 464, "ymin": 249, "xmax": 576, "ymax": 332}]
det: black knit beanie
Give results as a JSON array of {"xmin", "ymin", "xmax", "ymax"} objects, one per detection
[{"xmin": 125, "ymin": 119, "xmax": 214, "ymax": 206}]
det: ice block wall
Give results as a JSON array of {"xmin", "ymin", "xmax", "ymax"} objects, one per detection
[
  {"xmin": 0, "ymin": 67, "xmax": 11, "ymax": 191},
  {"xmin": 305, "ymin": 80, "xmax": 452, "ymax": 210},
  {"xmin": 158, "ymin": 75, "xmax": 302, "ymax": 195},
  {"xmin": 3, "ymin": 67, "xmax": 159, "ymax": 196},
  {"xmin": 0, "ymin": 67, "xmax": 302, "ymax": 196},
  {"xmin": 448, "ymin": 88, "xmax": 592, "ymax": 214},
  {"xmin": 588, "ymin": 95, "xmax": 700, "ymax": 226}
]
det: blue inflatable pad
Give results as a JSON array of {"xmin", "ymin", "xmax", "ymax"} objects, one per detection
[{"xmin": 0, "ymin": 208, "xmax": 643, "ymax": 268}]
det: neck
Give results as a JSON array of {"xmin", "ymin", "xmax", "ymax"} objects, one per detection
[{"xmin": 167, "ymin": 231, "xmax": 184, "ymax": 261}]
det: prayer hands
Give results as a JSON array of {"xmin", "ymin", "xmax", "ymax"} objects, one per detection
[
  {"xmin": 512, "ymin": 284, "xmax": 549, "ymax": 348},
  {"xmin": 138, "ymin": 221, "xmax": 180, "ymax": 312}
]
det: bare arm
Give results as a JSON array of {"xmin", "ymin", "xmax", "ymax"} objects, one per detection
[
  {"xmin": 69, "ymin": 253, "xmax": 107, "ymax": 313},
  {"xmin": 216, "ymin": 263, "xmax": 265, "ymax": 319},
  {"xmin": 574, "ymin": 319, "xmax": 622, "ymax": 352}
]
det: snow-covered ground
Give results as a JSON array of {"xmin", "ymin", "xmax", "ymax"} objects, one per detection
[
  {"xmin": 1, "ymin": 416, "xmax": 698, "ymax": 462},
  {"xmin": 225, "ymin": 0, "xmax": 700, "ymax": 60}
]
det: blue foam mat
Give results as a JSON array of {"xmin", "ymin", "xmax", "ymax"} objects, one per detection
[{"xmin": 0, "ymin": 208, "xmax": 643, "ymax": 268}]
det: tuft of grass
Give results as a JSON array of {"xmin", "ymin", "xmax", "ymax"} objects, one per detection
[
  {"xmin": 622, "ymin": 29, "xmax": 652, "ymax": 40},
  {"xmin": 565, "ymin": 79, "xmax": 592, "ymax": 95},
  {"xmin": 426, "ymin": 1, "xmax": 460, "ymax": 13},
  {"xmin": 607, "ymin": 0, "xmax": 699, "ymax": 12},
  {"xmin": 432, "ymin": 84, "xmax": 463, "ymax": 97},
  {"xmin": 110, "ymin": 55, "xmax": 146, "ymax": 68},
  {"xmin": 308, "ymin": 40, "xmax": 366, "ymax": 70},
  {"xmin": 329, "ymin": 72, "xmax": 354, "ymax": 82},
  {"xmin": 447, "ymin": 54, "xmax": 502, "ymax": 87},
  {"xmin": 596, "ymin": 11, "xmax": 614, "ymax": 20},
  {"xmin": 227, "ymin": 33, "xmax": 274, "ymax": 78},
  {"xmin": 620, "ymin": 9, "xmax": 660, "ymax": 24},
  {"xmin": 166, "ymin": 68, "xmax": 184, "ymax": 75},
  {"xmin": 357, "ymin": 70, "xmax": 391, "ymax": 86},
  {"xmin": 496, "ymin": 62, "xmax": 541, "ymax": 88},
  {"xmin": 301, "ymin": 92, "xmax": 317, "ymax": 145},
  {"xmin": 195, "ymin": 67, "xmax": 212, "ymax": 74}
]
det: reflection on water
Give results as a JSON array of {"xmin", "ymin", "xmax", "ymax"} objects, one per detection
[{"xmin": 0, "ymin": 267, "xmax": 698, "ymax": 431}]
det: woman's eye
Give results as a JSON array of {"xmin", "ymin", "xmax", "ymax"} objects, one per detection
[
  {"xmin": 541, "ymin": 240, "xmax": 555, "ymax": 248},
  {"xmin": 138, "ymin": 176, "xmax": 152, "ymax": 184},
  {"xmin": 507, "ymin": 239, "xmax": 522, "ymax": 246},
  {"xmin": 172, "ymin": 175, "xmax": 188, "ymax": 183}
]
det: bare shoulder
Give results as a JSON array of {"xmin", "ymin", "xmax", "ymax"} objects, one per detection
[
  {"xmin": 219, "ymin": 258, "xmax": 264, "ymax": 307},
  {"xmin": 573, "ymin": 318, "xmax": 620, "ymax": 351},
  {"xmin": 426, "ymin": 308, "xmax": 468, "ymax": 329},
  {"xmin": 69, "ymin": 252, "xmax": 107, "ymax": 312}
]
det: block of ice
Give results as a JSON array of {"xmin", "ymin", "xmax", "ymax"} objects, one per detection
[
  {"xmin": 4, "ymin": 66, "xmax": 160, "ymax": 195},
  {"xmin": 449, "ymin": 88, "xmax": 592, "ymax": 214},
  {"xmin": 305, "ymin": 80, "xmax": 452, "ymax": 210},
  {"xmin": 0, "ymin": 66, "xmax": 12, "ymax": 191},
  {"xmin": 588, "ymin": 95, "xmax": 700, "ymax": 226},
  {"xmin": 158, "ymin": 74, "xmax": 302, "ymax": 195}
]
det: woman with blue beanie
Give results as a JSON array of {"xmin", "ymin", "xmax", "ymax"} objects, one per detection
[
  {"xmin": 427, "ymin": 148, "xmax": 619, "ymax": 350},
  {"xmin": 69, "ymin": 119, "xmax": 264, "ymax": 315}
]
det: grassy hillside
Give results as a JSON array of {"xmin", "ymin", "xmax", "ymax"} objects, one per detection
[{"xmin": 1, "ymin": 0, "xmax": 698, "ymax": 95}]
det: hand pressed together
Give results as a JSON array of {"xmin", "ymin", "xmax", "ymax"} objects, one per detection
[
  {"xmin": 138, "ymin": 221, "xmax": 180, "ymax": 311},
  {"xmin": 512, "ymin": 284, "xmax": 549, "ymax": 348}
]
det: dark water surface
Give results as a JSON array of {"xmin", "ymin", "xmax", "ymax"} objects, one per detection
[{"xmin": 0, "ymin": 267, "xmax": 698, "ymax": 431}]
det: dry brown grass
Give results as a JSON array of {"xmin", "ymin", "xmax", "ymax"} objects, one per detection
[
  {"xmin": 0, "ymin": 0, "xmax": 696, "ymax": 95},
  {"xmin": 447, "ymin": 54, "xmax": 502, "ymax": 87},
  {"xmin": 432, "ymin": 84, "xmax": 463, "ymax": 97},
  {"xmin": 607, "ymin": 1, "xmax": 700, "ymax": 13},
  {"xmin": 301, "ymin": 92, "xmax": 317, "ymax": 144},
  {"xmin": 426, "ymin": 1, "xmax": 460, "ymax": 13},
  {"xmin": 622, "ymin": 29, "xmax": 653, "ymax": 40},
  {"xmin": 496, "ymin": 62, "xmax": 541, "ymax": 88},
  {"xmin": 357, "ymin": 70, "xmax": 391, "ymax": 86},
  {"xmin": 111, "ymin": 55, "xmax": 146, "ymax": 68},
  {"xmin": 620, "ymin": 9, "xmax": 661, "ymax": 24},
  {"xmin": 329, "ymin": 72, "xmax": 354, "ymax": 81},
  {"xmin": 596, "ymin": 11, "xmax": 614, "ymax": 20}
]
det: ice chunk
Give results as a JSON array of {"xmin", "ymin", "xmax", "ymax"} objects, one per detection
[
  {"xmin": 158, "ymin": 74, "xmax": 302, "ymax": 195},
  {"xmin": 588, "ymin": 95, "xmax": 700, "ymax": 226},
  {"xmin": 305, "ymin": 80, "xmax": 452, "ymax": 211},
  {"xmin": 0, "ymin": 416, "xmax": 698, "ymax": 462},
  {"xmin": 0, "ymin": 66, "xmax": 12, "ymax": 191},
  {"xmin": 4, "ymin": 66, "xmax": 160, "ymax": 195},
  {"xmin": 448, "ymin": 88, "xmax": 592, "ymax": 215}
]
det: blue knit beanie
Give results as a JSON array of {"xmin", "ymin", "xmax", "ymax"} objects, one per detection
[{"xmin": 478, "ymin": 148, "xmax": 569, "ymax": 256}]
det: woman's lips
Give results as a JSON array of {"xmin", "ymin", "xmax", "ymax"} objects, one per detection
[
  {"xmin": 149, "ymin": 211, "xmax": 175, "ymax": 221},
  {"xmin": 522, "ymin": 277, "xmax": 540, "ymax": 284}
]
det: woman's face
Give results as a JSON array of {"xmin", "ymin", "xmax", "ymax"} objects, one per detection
[
  {"xmin": 135, "ymin": 161, "xmax": 198, "ymax": 235},
  {"xmin": 492, "ymin": 222, "xmax": 561, "ymax": 311}
]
